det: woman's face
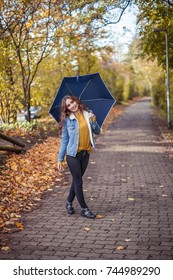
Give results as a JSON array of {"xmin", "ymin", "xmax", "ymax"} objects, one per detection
[{"xmin": 65, "ymin": 98, "xmax": 79, "ymax": 113}]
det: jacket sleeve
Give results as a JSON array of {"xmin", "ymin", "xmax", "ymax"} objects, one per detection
[
  {"xmin": 57, "ymin": 121, "xmax": 69, "ymax": 162},
  {"xmin": 90, "ymin": 120, "xmax": 100, "ymax": 135}
]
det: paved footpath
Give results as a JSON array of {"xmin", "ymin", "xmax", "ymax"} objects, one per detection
[{"xmin": 0, "ymin": 97, "xmax": 173, "ymax": 260}]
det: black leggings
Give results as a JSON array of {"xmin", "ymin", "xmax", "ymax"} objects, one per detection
[{"xmin": 66, "ymin": 151, "xmax": 89, "ymax": 209}]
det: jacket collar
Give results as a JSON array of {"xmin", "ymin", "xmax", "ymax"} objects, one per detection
[{"xmin": 69, "ymin": 113, "xmax": 76, "ymax": 120}]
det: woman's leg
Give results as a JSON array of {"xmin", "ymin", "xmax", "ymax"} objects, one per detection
[{"xmin": 66, "ymin": 152, "xmax": 89, "ymax": 208}]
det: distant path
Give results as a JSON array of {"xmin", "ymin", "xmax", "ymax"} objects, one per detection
[{"xmin": 0, "ymin": 97, "xmax": 173, "ymax": 260}]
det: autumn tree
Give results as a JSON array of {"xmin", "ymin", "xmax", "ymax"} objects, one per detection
[
  {"xmin": 0, "ymin": 0, "xmax": 133, "ymax": 123},
  {"xmin": 0, "ymin": 37, "xmax": 22, "ymax": 123},
  {"xmin": 135, "ymin": 1, "xmax": 173, "ymax": 68},
  {"xmin": 133, "ymin": 0, "xmax": 173, "ymax": 120},
  {"xmin": 0, "ymin": 0, "xmax": 66, "ymax": 122}
]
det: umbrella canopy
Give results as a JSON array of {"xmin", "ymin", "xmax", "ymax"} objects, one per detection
[{"xmin": 49, "ymin": 72, "xmax": 116, "ymax": 127}]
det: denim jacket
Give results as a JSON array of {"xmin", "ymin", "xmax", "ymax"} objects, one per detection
[{"xmin": 58, "ymin": 110, "xmax": 100, "ymax": 162}]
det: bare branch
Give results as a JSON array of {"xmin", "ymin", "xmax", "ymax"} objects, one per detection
[{"xmin": 167, "ymin": 0, "xmax": 173, "ymax": 6}]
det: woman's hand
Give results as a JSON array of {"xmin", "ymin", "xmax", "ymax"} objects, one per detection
[
  {"xmin": 56, "ymin": 162, "xmax": 64, "ymax": 172},
  {"xmin": 88, "ymin": 112, "xmax": 96, "ymax": 122}
]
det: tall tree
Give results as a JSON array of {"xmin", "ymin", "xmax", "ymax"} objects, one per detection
[
  {"xmin": 134, "ymin": 0, "xmax": 173, "ymax": 69},
  {"xmin": 0, "ymin": 0, "xmax": 65, "ymax": 121},
  {"xmin": 0, "ymin": 37, "xmax": 21, "ymax": 123}
]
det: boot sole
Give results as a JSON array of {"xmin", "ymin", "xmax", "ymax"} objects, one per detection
[{"xmin": 81, "ymin": 213, "xmax": 95, "ymax": 219}]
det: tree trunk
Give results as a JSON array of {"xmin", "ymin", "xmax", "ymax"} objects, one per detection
[
  {"xmin": 0, "ymin": 132, "xmax": 25, "ymax": 147},
  {"xmin": 0, "ymin": 145, "xmax": 23, "ymax": 153}
]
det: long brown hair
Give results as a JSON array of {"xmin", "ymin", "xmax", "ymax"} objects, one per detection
[{"xmin": 59, "ymin": 95, "xmax": 88, "ymax": 133}]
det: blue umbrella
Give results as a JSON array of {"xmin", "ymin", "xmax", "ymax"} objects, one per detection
[{"xmin": 49, "ymin": 72, "xmax": 116, "ymax": 128}]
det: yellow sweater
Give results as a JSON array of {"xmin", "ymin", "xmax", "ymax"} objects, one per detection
[{"xmin": 75, "ymin": 111, "xmax": 91, "ymax": 152}]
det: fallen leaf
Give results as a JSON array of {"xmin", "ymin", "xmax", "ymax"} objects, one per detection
[
  {"xmin": 55, "ymin": 178, "xmax": 62, "ymax": 182},
  {"xmin": 95, "ymin": 214, "xmax": 105, "ymax": 219},
  {"xmin": 110, "ymin": 218, "xmax": 115, "ymax": 222},
  {"xmin": 33, "ymin": 198, "xmax": 41, "ymax": 202},
  {"xmin": 115, "ymin": 246, "xmax": 125, "ymax": 250},
  {"xmin": 128, "ymin": 197, "xmax": 135, "ymax": 201},
  {"xmin": 1, "ymin": 246, "xmax": 10, "ymax": 251},
  {"xmin": 63, "ymin": 181, "xmax": 69, "ymax": 185},
  {"xmin": 10, "ymin": 163, "xmax": 18, "ymax": 171},
  {"xmin": 15, "ymin": 222, "xmax": 24, "ymax": 230},
  {"xmin": 83, "ymin": 227, "xmax": 91, "ymax": 232}
]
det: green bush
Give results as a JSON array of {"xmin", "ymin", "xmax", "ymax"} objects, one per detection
[{"xmin": 0, "ymin": 120, "xmax": 39, "ymax": 132}]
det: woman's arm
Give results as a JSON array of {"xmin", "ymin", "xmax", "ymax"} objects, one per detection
[
  {"xmin": 57, "ymin": 121, "xmax": 69, "ymax": 162},
  {"xmin": 89, "ymin": 112, "xmax": 100, "ymax": 135}
]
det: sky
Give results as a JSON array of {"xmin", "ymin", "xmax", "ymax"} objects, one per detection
[{"xmin": 104, "ymin": 5, "xmax": 138, "ymax": 61}]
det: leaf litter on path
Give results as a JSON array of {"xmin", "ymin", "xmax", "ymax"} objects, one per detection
[{"xmin": 0, "ymin": 136, "xmax": 63, "ymax": 239}]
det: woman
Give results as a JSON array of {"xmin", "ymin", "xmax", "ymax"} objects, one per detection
[{"xmin": 57, "ymin": 95, "xmax": 100, "ymax": 219}]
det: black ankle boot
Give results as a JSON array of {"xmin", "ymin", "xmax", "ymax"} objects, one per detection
[
  {"xmin": 66, "ymin": 201, "xmax": 75, "ymax": 215},
  {"xmin": 81, "ymin": 208, "xmax": 95, "ymax": 219}
]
